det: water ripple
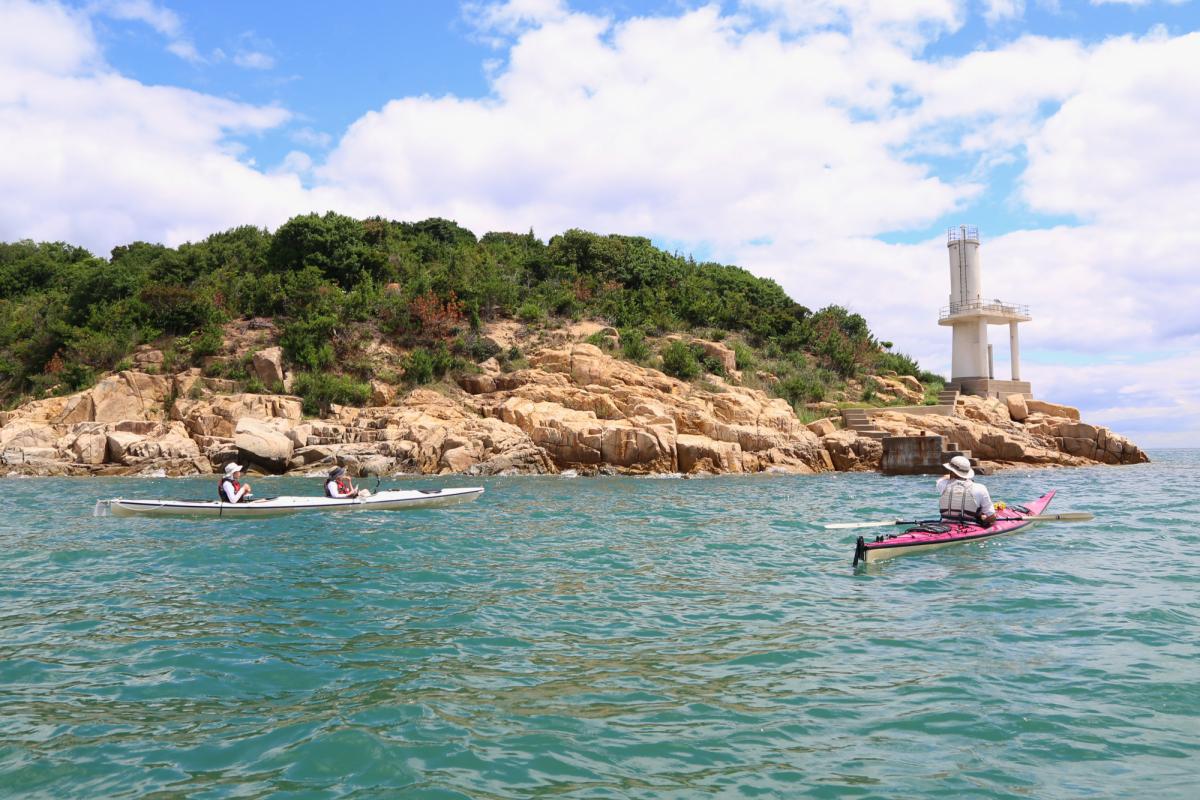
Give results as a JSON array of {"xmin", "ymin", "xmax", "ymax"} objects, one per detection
[{"xmin": 1, "ymin": 455, "xmax": 1198, "ymax": 797}]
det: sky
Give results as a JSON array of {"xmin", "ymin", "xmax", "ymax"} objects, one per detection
[{"xmin": 1, "ymin": 0, "xmax": 1198, "ymax": 447}]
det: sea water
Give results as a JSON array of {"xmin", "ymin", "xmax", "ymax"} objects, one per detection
[{"xmin": 1, "ymin": 452, "xmax": 1197, "ymax": 798}]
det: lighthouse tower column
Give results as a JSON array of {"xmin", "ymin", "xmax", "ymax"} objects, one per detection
[
  {"xmin": 1009, "ymin": 321, "xmax": 1021, "ymax": 381},
  {"xmin": 937, "ymin": 226, "xmax": 1033, "ymax": 399}
]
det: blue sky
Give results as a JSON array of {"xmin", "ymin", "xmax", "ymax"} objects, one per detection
[
  {"xmin": 90, "ymin": 0, "xmax": 1197, "ymax": 240},
  {"xmin": 2, "ymin": 0, "xmax": 1198, "ymax": 445}
]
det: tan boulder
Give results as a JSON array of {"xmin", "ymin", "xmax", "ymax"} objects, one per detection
[
  {"xmin": 131, "ymin": 347, "xmax": 164, "ymax": 370},
  {"xmin": 821, "ymin": 431, "xmax": 882, "ymax": 472},
  {"xmin": 370, "ymin": 380, "xmax": 396, "ymax": 407},
  {"xmin": 806, "ymin": 418, "xmax": 836, "ymax": 437},
  {"xmin": 91, "ymin": 372, "xmax": 171, "ymax": 423},
  {"xmin": 251, "ymin": 346, "xmax": 285, "ymax": 387},
  {"xmin": 70, "ymin": 432, "xmax": 108, "ymax": 465},
  {"xmin": 105, "ymin": 431, "xmax": 145, "ymax": 464},
  {"xmin": 871, "ymin": 375, "xmax": 923, "ymax": 405},
  {"xmin": 1056, "ymin": 421, "xmax": 1098, "ymax": 440},
  {"xmin": 0, "ymin": 421, "xmax": 58, "ymax": 449},
  {"xmin": 459, "ymin": 374, "xmax": 496, "ymax": 394},
  {"xmin": 1026, "ymin": 399, "xmax": 1080, "ymax": 421},
  {"xmin": 1059, "ymin": 436, "xmax": 1097, "ymax": 459},
  {"xmin": 958, "ymin": 395, "xmax": 1012, "ymax": 427},
  {"xmin": 55, "ymin": 394, "xmax": 95, "ymax": 425},
  {"xmin": 1005, "ymin": 393, "xmax": 1029, "ymax": 421},
  {"xmin": 440, "ymin": 446, "xmax": 477, "ymax": 473},
  {"xmin": 677, "ymin": 434, "xmax": 742, "ymax": 473},
  {"xmin": 235, "ymin": 417, "xmax": 295, "ymax": 473},
  {"xmin": 695, "ymin": 340, "xmax": 737, "ymax": 375}
]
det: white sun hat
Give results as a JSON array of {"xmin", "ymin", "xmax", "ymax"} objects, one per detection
[
  {"xmin": 223, "ymin": 462, "xmax": 244, "ymax": 476},
  {"xmin": 942, "ymin": 455, "xmax": 974, "ymax": 479}
]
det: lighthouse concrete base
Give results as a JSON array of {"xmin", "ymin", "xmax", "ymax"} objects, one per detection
[{"xmin": 947, "ymin": 378, "xmax": 1032, "ymax": 400}]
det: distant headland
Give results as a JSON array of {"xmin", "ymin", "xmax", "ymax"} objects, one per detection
[{"xmin": 0, "ymin": 214, "xmax": 1147, "ymax": 477}]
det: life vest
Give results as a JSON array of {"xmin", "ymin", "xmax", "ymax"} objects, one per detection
[
  {"xmin": 325, "ymin": 478, "xmax": 352, "ymax": 498},
  {"xmin": 939, "ymin": 478, "xmax": 982, "ymax": 523},
  {"xmin": 218, "ymin": 476, "xmax": 242, "ymax": 503}
]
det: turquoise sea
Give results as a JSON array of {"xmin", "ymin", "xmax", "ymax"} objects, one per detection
[{"xmin": 2, "ymin": 451, "xmax": 1198, "ymax": 799}]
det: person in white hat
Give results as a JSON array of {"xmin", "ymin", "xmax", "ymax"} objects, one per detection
[
  {"xmin": 218, "ymin": 462, "xmax": 252, "ymax": 504},
  {"xmin": 936, "ymin": 455, "xmax": 995, "ymax": 525}
]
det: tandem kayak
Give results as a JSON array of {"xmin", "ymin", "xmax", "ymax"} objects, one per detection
[
  {"xmin": 95, "ymin": 487, "xmax": 484, "ymax": 518},
  {"xmin": 852, "ymin": 490, "xmax": 1056, "ymax": 566}
]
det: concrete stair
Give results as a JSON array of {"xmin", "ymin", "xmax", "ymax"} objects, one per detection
[
  {"xmin": 841, "ymin": 408, "xmax": 888, "ymax": 439},
  {"xmin": 937, "ymin": 387, "xmax": 960, "ymax": 405}
]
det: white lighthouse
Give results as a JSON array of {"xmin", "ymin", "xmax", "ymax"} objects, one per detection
[{"xmin": 937, "ymin": 225, "xmax": 1032, "ymax": 398}]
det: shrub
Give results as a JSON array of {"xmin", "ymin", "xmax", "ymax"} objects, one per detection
[
  {"xmin": 457, "ymin": 334, "xmax": 502, "ymax": 363},
  {"xmin": 620, "ymin": 328, "xmax": 650, "ymax": 362},
  {"xmin": 585, "ymin": 331, "xmax": 614, "ymax": 350},
  {"xmin": 430, "ymin": 343, "xmax": 456, "ymax": 377},
  {"xmin": 776, "ymin": 373, "xmax": 827, "ymax": 406},
  {"xmin": 403, "ymin": 348, "xmax": 435, "ymax": 385},
  {"xmin": 281, "ymin": 315, "xmax": 336, "ymax": 371},
  {"xmin": 138, "ymin": 284, "xmax": 216, "ymax": 334},
  {"xmin": 188, "ymin": 325, "xmax": 224, "ymax": 361},
  {"xmin": 292, "ymin": 371, "xmax": 371, "ymax": 416},
  {"xmin": 408, "ymin": 290, "xmax": 465, "ymax": 339},
  {"xmin": 60, "ymin": 363, "xmax": 96, "ymax": 391},
  {"xmin": 517, "ymin": 301, "xmax": 545, "ymax": 323},
  {"xmin": 875, "ymin": 350, "xmax": 921, "ymax": 378},
  {"xmin": 660, "ymin": 340, "xmax": 700, "ymax": 380},
  {"xmin": 698, "ymin": 350, "xmax": 726, "ymax": 377},
  {"xmin": 732, "ymin": 342, "xmax": 757, "ymax": 371}
]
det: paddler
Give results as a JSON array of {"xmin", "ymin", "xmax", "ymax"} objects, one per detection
[
  {"xmin": 937, "ymin": 455, "xmax": 996, "ymax": 525},
  {"xmin": 324, "ymin": 465, "xmax": 361, "ymax": 499},
  {"xmin": 218, "ymin": 462, "xmax": 252, "ymax": 503}
]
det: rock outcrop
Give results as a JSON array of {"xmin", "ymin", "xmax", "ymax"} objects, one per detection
[
  {"xmin": 462, "ymin": 344, "xmax": 828, "ymax": 474},
  {"xmin": 865, "ymin": 394, "xmax": 1148, "ymax": 471},
  {"xmin": 0, "ymin": 345, "xmax": 1148, "ymax": 478}
]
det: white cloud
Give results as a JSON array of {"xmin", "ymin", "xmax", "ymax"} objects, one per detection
[
  {"xmin": 983, "ymin": 0, "xmax": 1025, "ymax": 22},
  {"xmin": 0, "ymin": 0, "xmax": 310, "ymax": 253},
  {"xmin": 463, "ymin": 0, "xmax": 569, "ymax": 45},
  {"xmin": 0, "ymin": 0, "xmax": 98, "ymax": 73},
  {"xmin": 87, "ymin": 0, "xmax": 204, "ymax": 63},
  {"xmin": 1023, "ymin": 351, "xmax": 1200, "ymax": 450},
  {"xmin": 291, "ymin": 127, "xmax": 332, "ymax": 148},
  {"xmin": 90, "ymin": 0, "xmax": 180, "ymax": 37},
  {"xmin": 737, "ymin": 0, "xmax": 964, "ymax": 47},
  {"xmin": 233, "ymin": 49, "xmax": 275, "ymax": 69},
  {"xmin": 320, "ymin": 4, "xmax": 968, "ymax": 246}
]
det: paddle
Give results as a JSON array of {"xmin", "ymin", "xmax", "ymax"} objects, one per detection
[{"xmin": 823, "ymin": 512, "xmax": 1093, "ymax": 530}]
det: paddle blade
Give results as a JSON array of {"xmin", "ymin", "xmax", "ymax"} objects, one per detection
[
  {"xmin": 822, "ymin": 519, "xmax": 901, "ymax": 530},
  {"xmin": 1027, "ymin": 512, "xmax": 1093, "ymax": 522}
]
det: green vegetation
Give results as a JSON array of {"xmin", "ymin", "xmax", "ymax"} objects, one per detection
[
  {"xmin": 660, "ymin": 341, "xmax": 702, "ymax": 380},
  {"xmin": 0, "ymin": 214, "xmax": 943, "ymax": 416},
  {"xmin": 292, "ymin": 372, "xmax": 371, "ymax": 416}
]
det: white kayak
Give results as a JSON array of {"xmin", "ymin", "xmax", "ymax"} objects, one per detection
[{"xmin": 95, "ymin": 487, "xmax": 484, "ymax": 518}]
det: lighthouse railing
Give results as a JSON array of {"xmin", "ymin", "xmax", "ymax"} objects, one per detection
[
  {"xmin": 939, "ymin": 300, "xmax": 1029, "ymax": 320},
  {"xmin": 947, "ymin": 226, "xmax": 979, "ymax": 243}
]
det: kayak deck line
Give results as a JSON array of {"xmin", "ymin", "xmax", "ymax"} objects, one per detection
[
  {"xmin": 94, "ymin": 487, "xmax": 484, "ymax": 518},
  {"xmin": 853, "ymin": 490, "xmax": 1057, "ymax": 567}
]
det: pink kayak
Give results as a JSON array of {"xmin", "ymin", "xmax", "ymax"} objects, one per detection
[{"xmin": 853, "ymin": 490, "xmax": 1056, "ymax": 566}]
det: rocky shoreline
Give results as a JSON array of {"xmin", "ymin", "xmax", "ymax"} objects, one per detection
[{"xmin": 0, "ymin": 342, "xmax": 1148, "ymax": 479}]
